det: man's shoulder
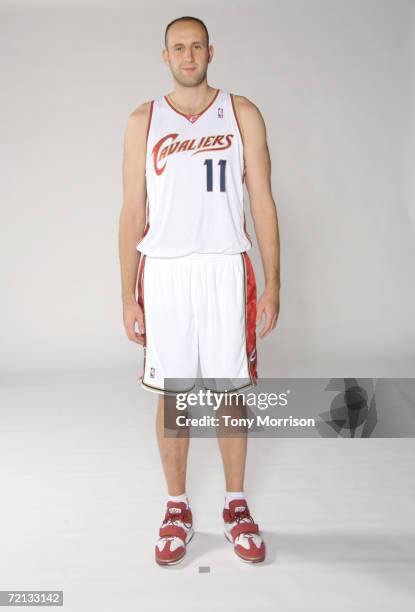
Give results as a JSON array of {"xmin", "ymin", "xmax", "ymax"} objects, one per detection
[
  {"xmin": 124, "ymin": 101, "xmax": 153, "ymax": 142},
  {"xmin": 229, "ymin": 93, "xmax": 263, "ymax": 124},
  {"xmin": 230, "ymin": 94, "xmax": 259, "ymax": 113},
  {"xmin": 129, "ymin": 100, "xmax": 153, "ymax": 124}
]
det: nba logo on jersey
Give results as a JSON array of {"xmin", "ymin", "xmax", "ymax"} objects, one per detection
[
  {"xmin": 218, "ymin": 107, "xmax": 223, "ymax": 118},
  {"xmin": 150, "ymin": 367, "xmax": 155, "ymax": 378}
]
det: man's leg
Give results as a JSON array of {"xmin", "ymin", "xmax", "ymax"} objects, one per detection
[
  {"xmin": 217, "ymin": 435, "xmax": 247, "ymax": 490},
  {"xmin": 216, "ymin": 395, "xmax": 247, "ymax": 491},
  {"xmin": 137, "ymin": 254, "xmax": 198, "ymax": 566},
  {"xmin": 195, "ymin": 251, "xmax": 264, "ymax": 563},
  {"xmin": 215, "ymin": 393, "xmax": 265, "ymax": 562},
  {"xmin": 153, "ymin": 393, "xmax": 194, "ymax": 566},
  {"xmin": 156, "ymin": 394, "xmax": 190, "ymax": 496}
]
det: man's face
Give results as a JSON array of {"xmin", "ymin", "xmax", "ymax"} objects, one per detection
[{"xmin": 163, "ymin": 21, "xmax": 213, "ymax": 87}]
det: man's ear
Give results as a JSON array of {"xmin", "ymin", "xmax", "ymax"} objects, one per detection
[{"xmin": 208, "ymin": 45, "xmax": 214, "ymax": 63}]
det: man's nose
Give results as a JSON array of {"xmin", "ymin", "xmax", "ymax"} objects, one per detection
[{"xmin": 183, "ymin": 48, "xmax": 194, "ymax": 61}]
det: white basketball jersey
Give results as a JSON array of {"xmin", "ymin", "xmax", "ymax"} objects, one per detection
[{"xmin": 136, "ymin": 88, "xmax": 253, "ymax": 257}]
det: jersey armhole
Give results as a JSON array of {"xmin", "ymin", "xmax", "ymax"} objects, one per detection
[
  {"xmin": 145, "ymin": 100, "xmax": 154, "ymax": 146},
  {"xmin": 144, "ymin": 100, "xmax": 154, "ymax": 177},
  {"xmin": 229, "ymin": 93, "xmax": 244, "ymax": 146},
  {"xmin": 229, "ymin": 93, "xmax": 246, "ymax": 182}
]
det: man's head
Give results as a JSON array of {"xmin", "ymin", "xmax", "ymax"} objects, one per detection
[{"xmin": 163, "ymin": 17, "xmax": 213, "ymax": 88}]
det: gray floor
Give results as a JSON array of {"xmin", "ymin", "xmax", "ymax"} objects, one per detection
[{"xmin": 1, "ymin": 370, "xmax": 414, "ymax": 611}]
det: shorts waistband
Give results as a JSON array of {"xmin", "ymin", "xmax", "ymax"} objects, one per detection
[{"xmin": 146, "ymin": 252, "xmax": 245, "ymax": 263}]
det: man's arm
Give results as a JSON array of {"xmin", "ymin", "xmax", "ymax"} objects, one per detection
[
  {"xmin": 118, "ymin": 102, "xmax": 150, "ymax": 344},
  {"xmin": 233, "ymin": 95, "xmax": 281, "ymax": 338}
]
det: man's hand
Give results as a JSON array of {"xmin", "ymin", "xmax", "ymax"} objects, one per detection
[
  {"xmin": 123, "ymin": 297, "xmax": 145, "ymax": 345},
  {"xmin": 256, "ymin": 285, "xmax": 280, "ymax": 339}
]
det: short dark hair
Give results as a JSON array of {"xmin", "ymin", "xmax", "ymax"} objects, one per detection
[{"xmin": 164, "ymin": 16, "xmax": 209, "ymax": 48}]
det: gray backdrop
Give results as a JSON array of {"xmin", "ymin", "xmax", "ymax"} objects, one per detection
[
  {"xmin": 1, "ymin": 0, "xmax": 414, "ymax": 377},
  {"xmin": 1, "ymin": 3, "xmax": 415, "ymax": 611}
]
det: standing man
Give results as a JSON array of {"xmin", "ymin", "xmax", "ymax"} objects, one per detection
[{"xmin": 119, "ymin": 16, "xmax": 280, "ymax": 566}]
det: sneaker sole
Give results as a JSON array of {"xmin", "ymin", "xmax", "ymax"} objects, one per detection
[
  {"xmin": 224, "ymin": 530, "xmax": 265, "ymax": 563},
  {"xmin": 156, "ymin": 528, "xmax": 195, "ymax": 567}
]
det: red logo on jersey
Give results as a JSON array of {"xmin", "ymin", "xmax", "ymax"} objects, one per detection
[{"xmin": 152, "ymin": 133, "xmax": 234, "ymax": 176}]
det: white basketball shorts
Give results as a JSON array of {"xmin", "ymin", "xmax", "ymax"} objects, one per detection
[{"xmin": 136, "ymin": 252, "xmax": 258, "ymax": 395}]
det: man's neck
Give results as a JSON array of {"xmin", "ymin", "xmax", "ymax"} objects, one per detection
[{"xmin": 166, "ymin": 83, "xmax": 217, "ymax": 115}]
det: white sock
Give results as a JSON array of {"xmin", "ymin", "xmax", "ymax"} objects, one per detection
[
  {"xmin": 224, "ymin": 491, "xmax": 245, "ymax": 509},
  {"xmin": 168, "ymin": 493, "xmax": 189, "ymax": 507}
]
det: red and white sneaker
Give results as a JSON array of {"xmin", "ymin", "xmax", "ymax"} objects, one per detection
[
  {"xmin": 223, "ymin": 499, "xmax": 266, "ymax": 563},
  {"xmin": 155, "ymin": 501, "xmax": 194, "ymax": 566}
]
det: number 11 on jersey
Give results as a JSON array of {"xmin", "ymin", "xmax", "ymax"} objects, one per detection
[{"xmin": 204, "ymin": 159, "xmax": 227, "ymax": 192}]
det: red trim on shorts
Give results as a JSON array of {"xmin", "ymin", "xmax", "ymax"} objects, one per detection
[
  {"xmin": 242, "ymin": 252, "xmax": 258, "ymax": 383},
  {"xmin": 137, "ymin": 254, "xmax": 147, "ymax": 381}
]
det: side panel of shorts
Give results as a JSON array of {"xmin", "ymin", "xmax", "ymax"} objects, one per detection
[
  {"xmin": 137, "ymin": 253, "xmax": 147, "ymax": 382},
  {"xmin": 242, "ymin": 251, "xmax": 258, "ymax": 385}
]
